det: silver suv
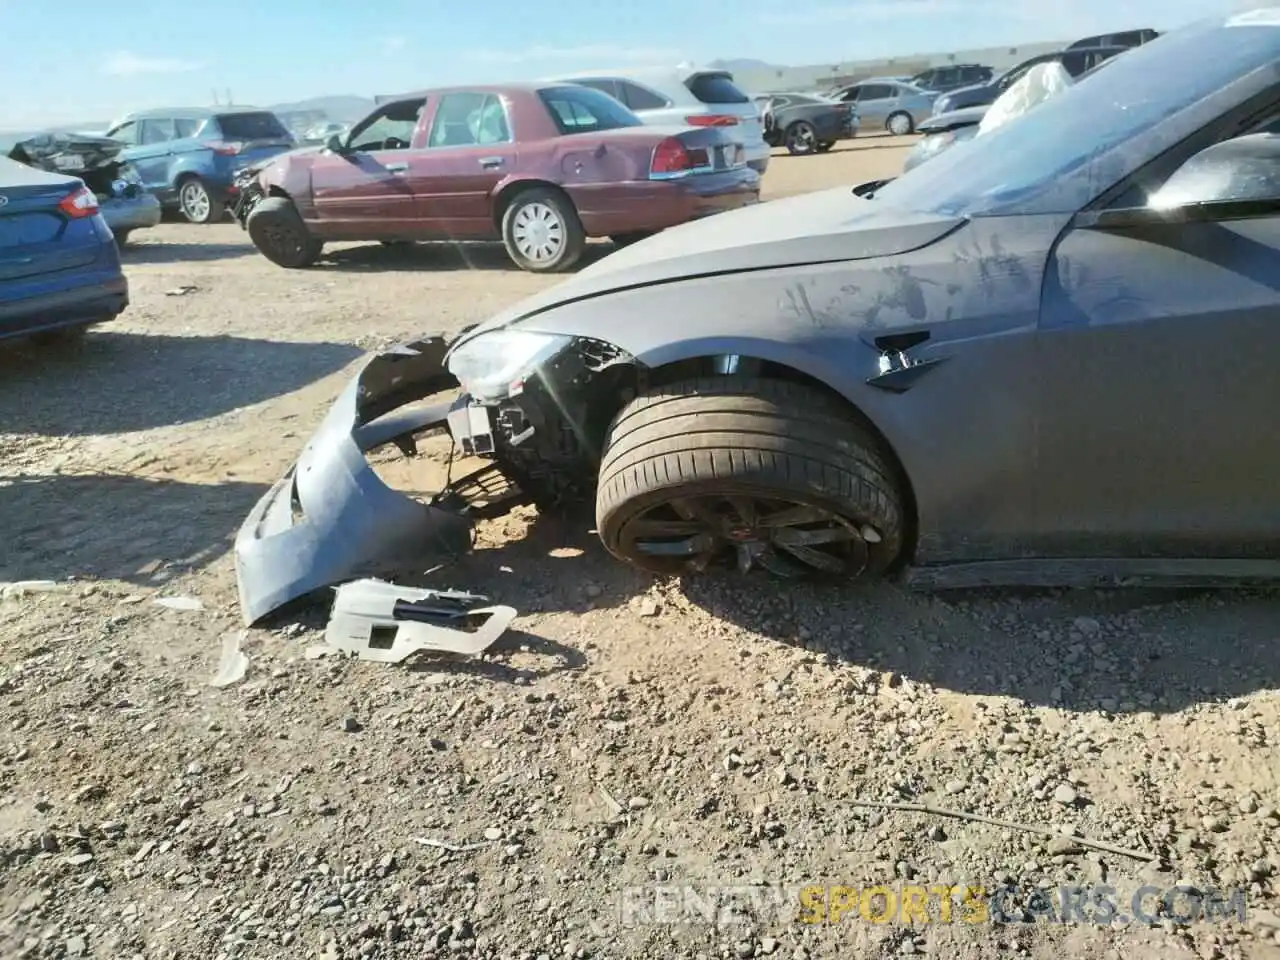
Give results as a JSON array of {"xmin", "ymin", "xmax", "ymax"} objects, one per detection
[{"xmin": 555, "ymin": 68, "xmax": 770, "ymax": 174}]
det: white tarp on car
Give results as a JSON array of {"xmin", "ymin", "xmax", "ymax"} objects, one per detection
[{"xmin": 977, "ymin": 62, "xmax": 1074, "ymax": 137}]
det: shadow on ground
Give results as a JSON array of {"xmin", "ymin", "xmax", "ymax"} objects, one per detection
[
  {"xmin": 120, "ymin": 241, "xmax": 258, "ymax": 263},
  {"xmin": 0, "ymin": 331, "xmax": 362, "ymax": 435},
  {"xmin": 315, "ymin": 241, "xmax": 615, "ymax": 274},
  {"xmin": 0, "ymin": 473, "xmax": 267, "ymax": 584},
  {"xmin": 677, "ymin": 571, "xmax": 1280, "ymax": 716}
]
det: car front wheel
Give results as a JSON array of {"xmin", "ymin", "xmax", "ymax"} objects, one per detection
[
  {"xmin": 178, "ymin": 177, "xmax": 223, "ymax": 224},
  {"xmin": 246, "ymin": 197, "xmax": 324, "ymax": 268},
  {"xmin": 886, "ymin": 111, "xmax": 914, "ymax": 136},
  {"xmin": 595, "ymin": 376, "xmax": 905, "ymax": 579}
]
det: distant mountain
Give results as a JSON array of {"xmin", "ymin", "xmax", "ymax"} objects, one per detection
[
  {"xmin": 269, "ymin": 95, "xmax": 374, "ymax": 122},
  {"xmin": 707, "ymin": 58, "xmax": 781, "ymax": 73}
]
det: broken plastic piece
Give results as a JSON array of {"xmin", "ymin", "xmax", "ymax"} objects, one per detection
[
  {"xmin": 211, "ymin": 631, "xmax": 249, "ymax": 688},
  {"xmin": 323, "ymin": 578, "xmax": 517, "ymax": 663},
  {"xmin": 154, "ymin": 595, "xmax": 204, "ymax": 611},
  {"xmin": 233, "ymin": 338, "xmax": 477, "ymax": 626}
]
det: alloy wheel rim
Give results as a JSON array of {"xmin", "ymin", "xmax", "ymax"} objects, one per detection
[
  {"xmin": 890, "ymin": 114, "xmax": 910, "ymax": 135},
  {"xmin": 618, "ymin": 493, "xmax": 874, "ymax": 576},
  {"xmin": 182, "ymin": 182, "xmax": 210, "ymax": 221},
  {"xmin": 790, "ymin": 124, "xmax": 816, "ymax": 150},
  {"xmin": 511, "ymin": 202, "xmax": 564, "ymax": 262}
]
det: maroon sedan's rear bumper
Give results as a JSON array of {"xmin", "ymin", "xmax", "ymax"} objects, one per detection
[{"xmin": 570, "ymin": 168, "xmax": 762, "ymax": 237}]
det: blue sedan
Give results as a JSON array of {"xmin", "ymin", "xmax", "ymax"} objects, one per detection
[{"xmin": 0, "ymin": 156, "xmax": 128, "ymax": 342}]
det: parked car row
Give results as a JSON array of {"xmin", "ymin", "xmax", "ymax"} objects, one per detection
[
  {"xmin": 0, "ymin": 24, "xmax": 1170, "ymax": 342},
  {"xmin": 232, "ymin": 82, "xmax": 761, "ymax": 273}
]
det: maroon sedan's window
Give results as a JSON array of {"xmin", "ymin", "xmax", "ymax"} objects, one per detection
[{"xmin": 428, "ymin": 93, "xmax": 511, "ymax": 147}]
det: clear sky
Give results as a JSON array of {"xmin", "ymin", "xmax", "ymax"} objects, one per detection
[{"xmin": 0, "ymin": 0, "xmax": 1245, "ymax": 129}]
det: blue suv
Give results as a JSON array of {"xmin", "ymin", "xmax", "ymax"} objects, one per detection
[{"xmin": 104, "ymin": 107, "xmax": 296, "ymax": 223}]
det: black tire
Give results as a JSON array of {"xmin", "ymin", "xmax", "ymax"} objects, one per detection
[
  {"xmin": 784, "ymin": 121, "xmax": 818, "ymax": 156},
  {"xmin": 247, "ymin": 196, "xmax": 323, "ymax": 269},
  {"xmin": 113, "ymin": 229, "xmax": 132, "ymax": 248},
  {"xmin": 177, "ymin": 176, "xmax": 223, "ymax": 224},
  {"xmin": 595, "ymin": 376, "xmax": 905, "ymax": 578},
  {"xmin": 611, "ymin": 231, "xmax": 654, "ymax": 249},
  {"xmin": 886, "ymin": 111, "xmax": 914, "ymax": 136},
  {"xmin": 500, "ymin": 187, "xmax": 585, "ymax": 273},
  {"xmin": 816, "ymin": 141, "xmax": 835, "ymax": 153}
]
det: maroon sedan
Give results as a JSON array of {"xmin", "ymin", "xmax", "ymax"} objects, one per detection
[{"xmin": 232, "ymin": 82, "xmax": 761, "ymax": 272}]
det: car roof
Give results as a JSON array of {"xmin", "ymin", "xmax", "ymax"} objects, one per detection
[
  {"xmin": 382, "ymin": 80, "xmax": 592, "ymax": 104},
  {"xmin": 553, "ymin": 66, "xmax": 729, "ymax": 85},
  {"xmin": 113, "ymin": 105, "xmax": 270, "ymax": 123}
]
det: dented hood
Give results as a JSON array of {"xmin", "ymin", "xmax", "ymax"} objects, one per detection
[{"xmin": 452, "ymin": 185, "xmax": 964, "ymax": 345}]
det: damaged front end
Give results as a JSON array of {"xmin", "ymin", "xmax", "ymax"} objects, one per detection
[
  {"xmin": 230, "ymin": 165, "xmax": 266, "ymax": 227},
  {"xmin": 234, "ymin": 332, "xmax": 637, "ymax": 625},
  {"xmin": 9, "ymin": 132, "xmax": 160, "ymax": 235}
]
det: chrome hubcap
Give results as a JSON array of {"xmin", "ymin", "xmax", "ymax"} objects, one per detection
[
  {"xmin": 889, "ymin": 115, "xmax": 910, "ymax": 135},
  {"xmin": 511, "ymin": 202, "xmax": 563, "ymax": 262},
  {"xmin": 182, "ymin": 182, "xmax": 210, "ymax": 221},
  {"xmin": 790, "ymin": 125, "xmax": 815, "ymax": 150}
]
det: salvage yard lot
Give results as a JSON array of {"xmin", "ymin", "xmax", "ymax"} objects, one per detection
[{"xmin": 2, "ymin": 135, "xmax": 1280, "ymax": 960}]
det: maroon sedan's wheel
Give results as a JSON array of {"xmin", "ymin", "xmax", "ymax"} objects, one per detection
[
  {"xmin": 247, "ymin": 197, "xmax": 323, "ymax": 269},
  {"xmin": 500, "ymin": 188, "xmax": 585, "ymax": 273},
  {"xmin": 596, "ymin": 376, "xmax": 906, "ymax": 578}
]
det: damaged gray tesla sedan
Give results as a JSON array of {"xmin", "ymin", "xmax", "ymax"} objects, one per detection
[{"xmin": 237, "ymin": 11, "xmax": 1280, "ymax": 624}]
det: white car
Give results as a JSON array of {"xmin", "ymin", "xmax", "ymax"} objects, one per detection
[{"xmin": 553, "ymin": 68, "xmax": 770, "ymax": 174}]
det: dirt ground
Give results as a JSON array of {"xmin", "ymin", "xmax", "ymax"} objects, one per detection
[{"xmin": 3, "ymin": 135, "xmax": 1280, "ymax": 960}]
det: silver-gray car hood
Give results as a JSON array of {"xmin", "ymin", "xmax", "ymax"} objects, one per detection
[{"xmin": 452, "ymin": 185, "xmax": 965, "ymax": 345}]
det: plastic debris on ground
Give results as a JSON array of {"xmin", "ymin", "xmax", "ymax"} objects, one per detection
[{"xmin": 318, "ymin": 578, "xmax": 517, "ymax": 663}]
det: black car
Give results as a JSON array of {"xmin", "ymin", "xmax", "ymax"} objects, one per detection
[
  {"xmin": 929, "ymin": 45, "xmax": 1130, "ymax": 115},
  {"xmin": 756, "ymin": 93, "xmax": 858, "ymax": 155},
  {"xmin": 1067, "ymin": 27, "xmax": 1159, "ymax": 49},
  {"xmin": 909, "ymin": 63, "xmax": 993, "ymax": 93}
]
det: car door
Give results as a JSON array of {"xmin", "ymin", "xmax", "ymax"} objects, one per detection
[
  {"xmin": 854, "ymin": 84, "xmax": 896, "ymax": 125},
  {"xmin": 127, "ymin": 118, "xmax": 179, "ymax": 195},
  {"xmin": 1033, "ymin": 131, "xmax": 1280, "ymax": 560},
  {"xmin": 412, "ymin": 92, "xmax": 518, "ymax": 240},
  {"xmin": 306, "ymin": 97, "xmax": 427, "ymax": 239}
]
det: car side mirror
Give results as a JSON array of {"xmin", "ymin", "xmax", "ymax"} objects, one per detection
[
  {"xmin": 1079, "ymin": 133, "xmax": 1280, "ymax": 231},
  {"xmin": 326, "ymin": 133, "xmax": 347, "ymax": 154}
]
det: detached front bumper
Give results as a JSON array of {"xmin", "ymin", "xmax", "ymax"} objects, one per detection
[{"xmin": 234, "ymin": 337, "xmax": 511, "ymax": 625}]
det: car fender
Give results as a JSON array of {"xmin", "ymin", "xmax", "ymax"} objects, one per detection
[
  {"xmin": 168, "ymin": 151, "xmax": 217, "ymax": 188},
  {"xmin": 490, "ymin": 174, "xmax": 560, "ymax": 222},
  {"xmin": 512, "ymin": 215, "xmax": 1060, "ymax": 562}
]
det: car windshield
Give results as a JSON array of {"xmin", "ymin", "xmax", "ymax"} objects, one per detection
[{"xmin": 873, "ymin": 15, "xmax": 1280, "ymax": 217}]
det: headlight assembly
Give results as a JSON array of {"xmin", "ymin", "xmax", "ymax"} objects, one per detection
[{"xmin": 446, "ymin": 330, "xmax": 572, "ymax": 402}]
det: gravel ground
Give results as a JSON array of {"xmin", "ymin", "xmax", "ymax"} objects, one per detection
[{"xmin": 2, "ymin": 136, "xmax": 1280, "ymax": 960}]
